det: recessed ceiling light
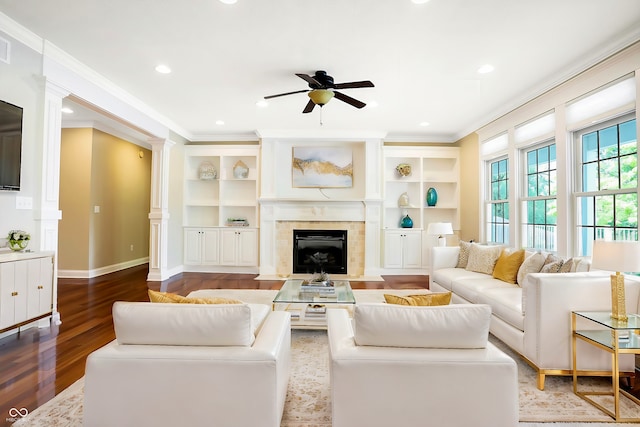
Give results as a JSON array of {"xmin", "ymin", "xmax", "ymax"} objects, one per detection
[
  {"xmin": 477, "ymin": 64, "xmax": 494, "ymax": 74},
  {"xmin": 155, "ymin": 64, "xmax": 171, "ymax": 74},
  {"xmin": 61, "ymin": 107, "xmax": 74, "ymax": 114},
  {"xmin": 256, "ymin": 100, "xmax": 269, "ymax": 108},
  {"xmin": 411, "ymin": 0, "xmax": 430, "ymax": 3},
  {"xmin": 420, "ymin": 122, "xmax": 430, "ymax": 127},
  {"xmin": 215, "ymin": 120, "xmax": 225, "ymax": 125},
  {"xmin": 219, "ymin": 0, "xmax": 237, "ymax": 4}
]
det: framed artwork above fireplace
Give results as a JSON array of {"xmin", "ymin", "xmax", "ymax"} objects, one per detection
[{"xmin": 291, "ymin": 146, "xmax": 353, "ymax": 188}]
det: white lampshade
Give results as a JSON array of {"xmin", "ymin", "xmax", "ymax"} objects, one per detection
[
  {"xmin": 426, "ymin": 222, "xmax": 453, "ymax": 237},
  {"xmin": 427, "ymin": 222, "xmax": 453, "ymax": 247},
  {"xmin": 591, "ymin": 240, "xmax": 640, "ymax": 273}
]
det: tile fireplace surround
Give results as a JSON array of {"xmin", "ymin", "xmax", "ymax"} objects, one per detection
[{"xmin": 258, "ymin": 200, "xmax": 382, "ymax": 280}]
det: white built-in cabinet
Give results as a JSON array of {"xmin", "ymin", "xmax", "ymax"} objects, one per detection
[
  {"xmin": 220, "ymin": 228, "xmax": 258, "ymax": 267},
  {"xmin": 383, "ymin": 229, "xmax": 422, "ymax": 269},
  {"xmin": 383, "ymin": 146, "xmax": 460, "ymax": 270},
  {"xmin": 0, "ymin": 253, "xmax": 54, "ymax": 333},
  {"xmin": 183, "ymin": 145, "xmax": 259, "ymax": 271}
]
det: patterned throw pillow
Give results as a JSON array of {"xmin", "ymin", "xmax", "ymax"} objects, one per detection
[
  {"xmin": 540, "ymin": 260, "xmax": 564, "ymax": 273},
  {"xmin": 148, "ymin": 289, "xmax": 243, "ymax": 304},
  {"xmin": 516, "ymin": 252, "xmax": 546, "ymax": 285},
  {"xmin": 456, "ymin": 241, "xmax": 473, "ymax": 268},
  {"xmin": 465, "ymin": 244, "xmax": 503, "ymax": 275},
  {"xmin": 384, "ymin": 292, "xmax": 452, "ymax": 306},
  {"xmin": 492, "ymin": 249, "xmax": 525, "ymax": 284},
  {"xmin": 559, "ymin": 258, "xmax": 574, "ymax": 273}
]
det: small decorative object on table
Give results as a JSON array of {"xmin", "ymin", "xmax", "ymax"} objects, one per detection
[
  {"xmin": 198, "ymin": 161, "xmax": 217, "ymax": 180},
  {"xmin": 7, "ymin": 229, "xmax": 30, "ymax": 251},
  {"xmin": 395, "ymin": 163, "xmax": 412, "ymax": 177},
  {"xmin": 301, "ymin": 272, "xmax": 335, "ymax": 294},
  {"xmin": 233, "ymin": 160, "xmax": 249, "ymax": 179},
  {"xmin": 426, "ymin": 187, "xmax": 438, "ymax": 206}
]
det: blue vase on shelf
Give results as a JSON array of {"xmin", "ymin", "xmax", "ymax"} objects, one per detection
[
  {"xmin": 426, "ymin": 187, "xmax": 438, "ymax": 206},
  {"xmin": 400, "ymin": 214, "xmax": 413, "ymax": 228}
]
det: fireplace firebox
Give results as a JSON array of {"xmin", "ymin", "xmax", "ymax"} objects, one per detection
[{"xmin": 292, "ymin": 229, "xmax": 347, "ymax": 274}]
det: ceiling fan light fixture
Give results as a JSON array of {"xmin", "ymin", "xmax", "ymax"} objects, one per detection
[{"xmin": 308, "ymin": 89, "xmax": 334, "ymax": 106}]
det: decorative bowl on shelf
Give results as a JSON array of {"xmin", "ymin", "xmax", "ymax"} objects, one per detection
[
  {"xmin": 198, "ymin": 162, "xmax": 217, "ymax": 180},
  {"xmin": 233, "ymin": 160, "xmax": 249, "ymax": 179},
  {"xmin": 395, "ymin": 163, "xmax": 412, "ymax": 177}
]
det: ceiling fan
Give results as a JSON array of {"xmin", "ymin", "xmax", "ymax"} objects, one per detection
[{"xmin": 264, "ymin": 70, "xmax": 374, "ymax": 113}]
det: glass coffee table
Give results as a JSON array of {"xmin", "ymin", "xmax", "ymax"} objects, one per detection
[{"xmin": 273, "ymin": 279, "xmax": 355, "ymax": 329}]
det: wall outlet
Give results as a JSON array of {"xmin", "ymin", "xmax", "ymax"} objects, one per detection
[
  {"xmin": 130, "ymin": 244, "xmax": 134, "ymax": 251},
  {"xmin": 94, "ymin": 206, "xmax": 100, "ymax": 213}
]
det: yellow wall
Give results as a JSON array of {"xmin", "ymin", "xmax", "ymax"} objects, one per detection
[
  {"xmin": 58, "ymin": 128, "xmax": 151, "ymax": 273},
  {"xmin": 455, "ymin": 133, "xmax": 480, "ymax": 242},
  {"xmin": 59, "ymin": 128, "xmax": 93, "ymax": 269}
]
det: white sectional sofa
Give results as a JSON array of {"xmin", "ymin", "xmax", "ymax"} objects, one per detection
[{"xmin": 430, "ymin": 245, "xmax": 640, "ymax": 390}]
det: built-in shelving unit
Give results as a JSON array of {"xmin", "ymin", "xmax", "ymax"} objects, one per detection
[
  {"xmin": 382, "ymin": 146, "xmax": 460, "ymax": 270},
  {"xmin": 183, "ymin": 145, "xmax": 260, "ymax": 271}
]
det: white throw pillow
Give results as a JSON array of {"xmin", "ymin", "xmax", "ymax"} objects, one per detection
[
  {"xmin": 353, "ymin": 303, "xmax": 491, "ymax": 349},
  {"xmin": 113, "ymin": 302, "xmax": 255, "ymax": 346},
  {"xmin": 465, "ymin": 244, "xmax": 502, "ymax": 275},
  {"xmin": 517, "ymin": 252, "xmax": 546, "ymax": 286}
]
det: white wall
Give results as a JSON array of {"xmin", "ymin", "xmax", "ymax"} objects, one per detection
[{"xmin": 0, "ymin": 30, "xmax": 45, "ymax": 249}]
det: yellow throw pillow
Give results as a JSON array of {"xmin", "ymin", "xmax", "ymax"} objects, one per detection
[
  {"xmin": 492, "ymin": 249, "xmax": 525, "ymax": 284},
  {"xmin": 148, "ymin": 290, "xmax": 243, "ymax": 304},
  {"xmin": 384, "ymin": 292, "xmax": 452, "ymax": 306}
]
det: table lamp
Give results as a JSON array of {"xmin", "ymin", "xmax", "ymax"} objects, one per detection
[
  {"xmin": 427, "ymin": 222, "xmax": 453, "ymax": 247},
  {"xmin": 591, "ymin": 240, "xmax": 640, "ymax": 322}
]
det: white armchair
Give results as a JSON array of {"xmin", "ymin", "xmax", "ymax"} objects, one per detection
[
  {"xmin": 327, "ymin": 304, "xmax": 518, "ymax": 427},
  {"xmin": 83, "ymin": 302, "xmax": 291, "ymax": 427}
]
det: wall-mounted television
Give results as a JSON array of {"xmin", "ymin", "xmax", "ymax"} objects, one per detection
[{"xmin": 0, "ymin": 100, "xmax": 23, "ymax": 191}]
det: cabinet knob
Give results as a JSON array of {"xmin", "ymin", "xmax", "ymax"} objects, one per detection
[
  {"xmin": 38, "ymin": 285, "xmax": 44, "ymax": 290},
  {"xmin": 11, "ymin": 291, "xmax": 18, "ymax": 296}
]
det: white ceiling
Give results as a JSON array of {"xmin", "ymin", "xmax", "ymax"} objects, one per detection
[{"xmin": 1, "ymin": 0, "xmax": 640, "ymax": 143}]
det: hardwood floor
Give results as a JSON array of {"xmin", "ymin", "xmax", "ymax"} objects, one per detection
[{"xmin": 0, "ymin": 265, "xmax": 428, "ymax": 426}]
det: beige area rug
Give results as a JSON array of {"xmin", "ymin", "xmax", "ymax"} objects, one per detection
[{"xmin": 12, "ymin": 328, "xmax": 640, "ymax": 427}]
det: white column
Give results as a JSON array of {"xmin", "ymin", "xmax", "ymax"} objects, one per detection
[
  {"xmin": 147, "ymin": 138, "xmax": 175, "ymax": 281},
  {"xmin": 35, "ymin": 80, "xmax": 69, "ymax": 326}
]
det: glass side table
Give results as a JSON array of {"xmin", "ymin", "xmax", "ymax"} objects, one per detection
[{"xmin": 572, "ymin": 311, "xmax": 640, "ymax": 422}]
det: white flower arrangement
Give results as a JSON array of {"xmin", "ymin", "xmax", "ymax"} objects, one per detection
[{"xmin": 8, "ymin": 230, "xmax": 30, "ymax": 242}]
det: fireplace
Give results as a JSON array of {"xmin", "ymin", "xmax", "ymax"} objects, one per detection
[{"xmin": 292, "ymin": 229, "xmax": 348, "ymax": 275}]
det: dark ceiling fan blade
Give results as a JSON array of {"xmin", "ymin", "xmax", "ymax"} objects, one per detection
[
  {"xmin": 334, "ymin": 80, "xmax": 375, "ymax": 89},
  {"xmin": 296, "ymin": 73, "xmax": 322, "ymax": 87},
  {"xmin": 302, "ymin": 99, "xmax": 316, "ymax": 113},
  {"xmin": 334, "ymin": 91, "xmax": 366, "ymax": 109},
  {"xmin": 264, "ymin": 89, "xmax": 310, "ymax": 99}
]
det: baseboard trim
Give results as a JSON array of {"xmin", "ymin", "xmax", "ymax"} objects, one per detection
[{"xmin": 58, "ymin": 257, "xmax": 149, "ymax": 279}]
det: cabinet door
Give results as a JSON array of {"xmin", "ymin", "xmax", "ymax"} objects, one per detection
[
  {"xmin": 402, "ymin": 232, "xmax": 423, "ymax": 268},
  {"xmin": 236, "ymin": 229, "xmax": 257, "ymax": 266},
  {"xmin": 27, "ymin": 257, "xmax": 53, "ymax": 319},
  {"xmin": 0, "ymin": 260, "xmax": 29, "ymax": 329},
  {"xmin": 383, "ymin": 231, "xmax": 404, "ymax": 269},
  {"xmin": 184, "ymin": 228, "xmax": 203, "ymax": 265},
  {"xmin": 201, "ymin": 228, "xmax": 220, "ymax": 265},
  {"xmin": 220, "ymin": 228, "xmax": 240, "ymax": 265}
]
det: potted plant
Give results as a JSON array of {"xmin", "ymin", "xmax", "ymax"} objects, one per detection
[{"xmin": 7, "ymin": 229, "xmax": 30, "ymax": 251}]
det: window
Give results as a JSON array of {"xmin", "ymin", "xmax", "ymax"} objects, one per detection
[
  {"xmin": 487, "ymin": 158, "xmax": 509, "ymax": 244},
  {"xmin": 522, "ymin": 143, "xmax": 557, "ymax": 251},
  {"xmin": 575, "ymin": 117, "xmax": 637, "ymax": 256}
]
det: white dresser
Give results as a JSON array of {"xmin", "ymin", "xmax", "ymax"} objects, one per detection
[{"xmin": 0, "ymin": 251, "xmax": 54, "ymax": 333}]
